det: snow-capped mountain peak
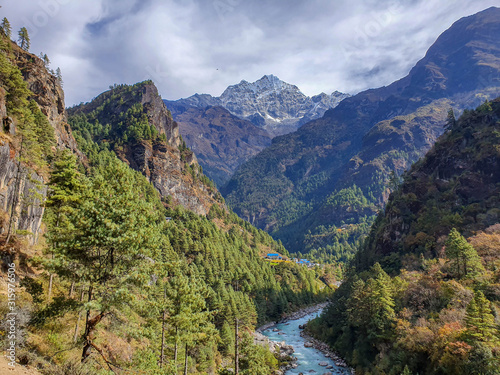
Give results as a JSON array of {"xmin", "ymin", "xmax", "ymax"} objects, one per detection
[{"xmin": 165, "ymin": 75, "xmax": 350, "ymax": 136}]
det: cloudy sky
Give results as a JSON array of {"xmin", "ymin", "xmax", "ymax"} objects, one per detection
[{"xmin": 2, "ymin": 0, "xmax": 498, "ymax": 105}]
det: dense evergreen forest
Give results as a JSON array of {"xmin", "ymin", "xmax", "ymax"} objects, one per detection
[
  {"xmin": 0, "ymin": 30, "xmax": 335, "ymax": 374},
  {"xmin": 308, "ymin": 100, "xmax": 500, "ymax": 375}
]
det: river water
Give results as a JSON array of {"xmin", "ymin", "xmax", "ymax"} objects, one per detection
[{"xmin": 261, "ymin": 310, "xmax": 350, "ymax": 375}]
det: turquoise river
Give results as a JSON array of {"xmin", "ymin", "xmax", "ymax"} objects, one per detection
[{"xmin": 261, "ymin": 310, "xmax": 352, "ymax": 375}]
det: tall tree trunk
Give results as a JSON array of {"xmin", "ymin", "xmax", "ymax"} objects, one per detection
[
  {"xmin": 81, "ymin": 285, "xmax": 93, "ymax": 362},
  {"xmin": 48, "ymin": 213, "xmax": 61, "ymax": 301},
  {"xmin": 174, "ymin": 327, "xmax": 178, "ymax": 364},
  {"xmin": 235, "ymin": 317, "xmax": 239, "ymax": 375},
  {"xmin": 69, "ymin": 281, "xmax": 75, "ymax": 298},
  {"xmin": 81, "ymin": 310, "xmax": 107, "ymax": 362},
  {"xmin": 73, "ymin": 286, "xmax": 85, "ymax": 343},
  {"xmin": 74, "ymin": 310, "xmax": 83, "ymax": 344},
  {"xmin": 48, "ymin": 273, "xmax": 54, "ymax": 301},
  {"xmin": 160, "ymin": 308, "xmax": 166, "ymax": 368},
  {"xmin": 184, "ymin": 343, "xmax": 188, "ymax": 375}
]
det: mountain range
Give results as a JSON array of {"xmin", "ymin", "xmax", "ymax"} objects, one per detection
[
  {"xmin": 221, "ymin": 6, "xmax": 500, "ymax": 257},
  {"xmin": 165, "ymin": 75, "xmax": 349, "ymax": 185},
  {"xmin": 165, "ymin": 74, "xmax": 349, "ymax": 136},
  {"xmin": 2, "ymin": 5, "xmax": 500, "ymax": 374}
]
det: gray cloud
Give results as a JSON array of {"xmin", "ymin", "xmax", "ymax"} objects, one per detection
[{"xmin": 1, "ymin": 0, "xmax": 498, "ymax": 105}]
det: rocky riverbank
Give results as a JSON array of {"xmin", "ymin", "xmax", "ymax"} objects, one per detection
[
  {"xmin": 254, "ymin": 331, "xmax": 297, "ymax": 374},
  {"xmin": 254, "ymin": 303, "xmax": 344, "ymax": 375},
  {"xmin": 255, "ymin": 302, "xmax": 354, "ymax": 375},
  {"xmin": 300, "ymin": 331, "xmax": 354, "ymax": 374}
]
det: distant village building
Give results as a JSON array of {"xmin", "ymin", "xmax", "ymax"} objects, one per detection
[{"xmin": 266, "ymin": 253, "xmax": 283, "ymax": 260}]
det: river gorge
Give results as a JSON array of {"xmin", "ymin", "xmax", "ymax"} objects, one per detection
[{"xmin": 259, "ymin": 307, "xmax": 353, "ymax": 375}]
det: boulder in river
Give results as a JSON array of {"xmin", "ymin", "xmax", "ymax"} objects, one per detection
[
  {"xmin": 319, "ymin": 361, "xmax": 328, "ymax": 366},
  {"xmin": 304, "ymin": 342, "xmax": 313, "ymax": 347}
]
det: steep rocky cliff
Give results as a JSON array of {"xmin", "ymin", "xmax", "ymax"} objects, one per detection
[
  {"xmin": 68, "ymin": 82, "xmax": 221, "ymax": 215},
  {"xmin": 0, "ymin": 102, "xmax": 45, "ymax": 244},
  {"xmin": 0, "ymin": 38, "xmax": 80, "ymax": 243},
  {"xmin": 16, "ymin": 45, "xmax": 83, "ymax": 158}
]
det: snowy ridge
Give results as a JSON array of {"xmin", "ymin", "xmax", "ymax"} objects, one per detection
[{"xmin": 166, "ymin": 75, "xmax": 350, "ymax": 137}]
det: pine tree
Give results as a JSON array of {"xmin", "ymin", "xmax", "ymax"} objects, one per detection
[
  {"xmin": 17, "ymin": 27, "xmax": 30, "ymax": 51},
  {"xmin": 164, "ymin": 271, "xmax": 215, "ymax": 368},
  {"xmin": 1, "ymin": 17, "xmax": 11, "ymax": 39},
  {"xmin": 465, "ymin": 291, "xmax": 497, "ymax": 344},
  {"xmin": 445, "ymin": 108, "xmax": 456, "ymax": 130},
  {"xmin": 387, "ymin": 170, "xmax": 402, "ymax": 193},
  {"xmin": 346, "ymin": 264, "xmax": 395, "ymax": 348},
  {"xmin": 44, "ymin": 150, "xmax": 84, "ymax": 299},
  {"xmin": 220, "ymin": 321, "xmax": 234, "ymax": 355},
  {"xmin": 48, "ymin": 155, "xmax": 164, "ymax": 364},
  {"xmin": 445, "ymin": 228, "xmax": 484, "ymax": 278},
  {"xmin": 56, "ymin": 67, "xmax": 63, "ymax": 86},
  {"xmin": 41, "ymin": 53, "xmax": 50, "ymax": 68}
]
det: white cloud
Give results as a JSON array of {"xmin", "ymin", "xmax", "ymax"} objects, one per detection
[{"xmin": 1, "ymin": 0, "xmax": 498, "ymax": 105}]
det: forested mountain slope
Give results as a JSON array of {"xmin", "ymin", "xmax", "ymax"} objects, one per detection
[
  {"xmin": 358, "ymin": 98, "xmax": 500, "ymax": 271},
  {"xmin": 67, "ymin": 82, "xmax": 222, "ymax": 215},
  {"xmin": 308, "ymin": 98, "xmax": 500, "ymax": 375},
  {"xmin": 222, "ymin": 7, "xmax": 500, "ymax": 259},
  {"xmin": 173, "ymin": 105, "xmax": 272, "ymax": 187}
]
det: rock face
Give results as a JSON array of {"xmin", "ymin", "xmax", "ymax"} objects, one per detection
[
  {"xmin": 167, "ymin": 75, "xmax": 349, "ymax": 137},
  {"xmin": 0, "ymin": 42, "xmax": 79, "ymax": 243},
  {"xmin": 68, "ymin": 82, "xmax": 221, "ymax": 215},
  {"xmin": 222, "ymin": 7, "xmax": 500, "ymax": 254},
  {"xmin": 16, "ymin": 47, "xmax": 83, "ymax": 159},
  {"xmin": 253, "ymin": 331, "xmax": 297, "ymax": 373},
  {"xmin": 173, "ymin": 106, "xmax": 272, "ymax": 186},
  {"xmin": 0, "ymin": 141, "xmax": 46, "ymax": 244}
]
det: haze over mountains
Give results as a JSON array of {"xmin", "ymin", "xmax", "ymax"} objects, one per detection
[{"xmin": 221, "ymin": 6, "xmax": 500, "ymax": 257}]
